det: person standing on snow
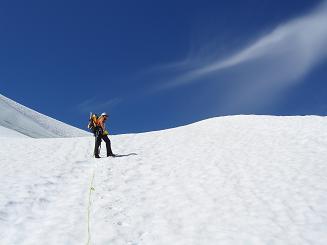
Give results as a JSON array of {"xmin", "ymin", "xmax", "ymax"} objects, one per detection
[{"xmin": 94, "ymin": 112, "xmax": 115, "ymax": 158}]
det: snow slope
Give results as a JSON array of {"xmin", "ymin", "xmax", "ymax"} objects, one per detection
[
  {"xmin": 0, "ymin": 94, "xmax": 89, "ymax": 138},
  {"xmin": 1, "ymin": 115, "xmax": 327, "ymax": 245},
  {"xmin": 0, "ymin": 125, "xmax": 28, "ymax": 138}
]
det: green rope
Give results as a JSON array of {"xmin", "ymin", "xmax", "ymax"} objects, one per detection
[{"xmin": 87, "ymin": 169, "xmax": 95, "ymax": 245}]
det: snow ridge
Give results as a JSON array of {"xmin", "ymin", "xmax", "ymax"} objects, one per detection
[{"xmin": 0, "ymin": 94, "xmax": 89, "ymax": 138}]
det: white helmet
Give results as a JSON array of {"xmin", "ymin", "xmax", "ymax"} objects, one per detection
[{"xmin": 101, "ymin": 112, "xmax": 108, "ymax": 117}]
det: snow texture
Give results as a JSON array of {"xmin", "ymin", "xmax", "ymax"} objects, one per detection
[
  {"xmin": 0, "ymin": 125, "xmax": 28, "ymax": 138},
  {"xmin": 1, "ymin": 115, "xmax": 327, "ymax": 245},
  {"xmin": 0, "ymin": 94, "xmax": 89, "ymax": 138}
]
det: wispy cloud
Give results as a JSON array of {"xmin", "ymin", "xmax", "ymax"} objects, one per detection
[
  {"xmin": 152, "ymin": 1, "xmax": 327, "ymax": 111},
  {"xmin": 77, "ymin": 97, "xmax": 122, "ymax": 114}
]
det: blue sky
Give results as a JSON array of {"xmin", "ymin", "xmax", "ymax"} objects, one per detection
[{"xmin": 1, "ymin": 0, "xmax": 327, "ymax": 134}]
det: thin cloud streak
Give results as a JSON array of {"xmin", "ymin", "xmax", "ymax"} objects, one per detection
[
  {"xmin": 77, "ymin": 97, "xmax": 122, "ymax": 114},
  {"xmin": 156, "ymin": 1, "xmax": 327, "ymax": 91}
]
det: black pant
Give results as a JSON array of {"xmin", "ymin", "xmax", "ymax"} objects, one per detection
[{"xmin": 94, "ymin": 128, "xmax": 113, "ymax": 157}]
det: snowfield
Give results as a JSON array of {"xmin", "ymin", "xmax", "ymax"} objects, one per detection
[{"xmin": 1, "ymin": 115, "xmax": 327, "ymax": 245}]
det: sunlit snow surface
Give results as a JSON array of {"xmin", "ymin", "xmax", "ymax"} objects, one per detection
[
  {"xmin": 0, "ymin": 94, "xmax": 89, "ymax": 138},
  {"xmin": 1, "ymin": 116, "xmax": 327, "ymax": 245}
]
